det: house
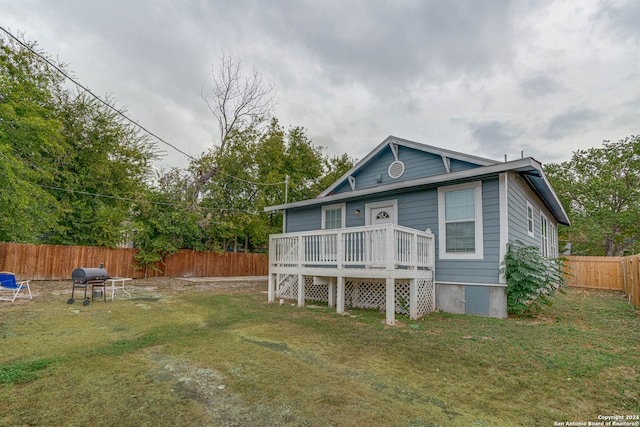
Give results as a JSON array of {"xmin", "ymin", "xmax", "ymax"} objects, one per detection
[{"xmin": 264, "ymin": 136, "xmax": 570, "ymax": 324}]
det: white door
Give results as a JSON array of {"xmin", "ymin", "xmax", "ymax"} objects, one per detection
[{"xmin": 366, "ymin": 202, "xmax": 397, "ymax": 263}]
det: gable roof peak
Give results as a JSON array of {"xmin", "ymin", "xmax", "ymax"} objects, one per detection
[
  {"xmin": 317, "ymin": 135, "xmax": 499, "ymax": 198},
  {"xmin": 385, "ymin": 135, "xmax": 499, "ymax": 165}
]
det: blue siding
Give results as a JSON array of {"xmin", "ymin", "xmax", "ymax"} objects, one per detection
[
  {"xmin": 286, "ymin": 206, "xmax": 321, "ymax": 232},
  {"xmin": 507, "ymin": 172, "xmax": 558, "ymax": 248},
  {"xmin": 436, "ymin": 179, "xmax": 501, "ymax": 284},
  {"xmin": 285, "ymin": 177, "xmax": 502, "ymax": 285},
  {"xmin": 450, "ymin": 159, "xmax": 483, "ymax": 173},
  {"xmin": 331, "ymin": 145, "xmax": 483, "ymax": 195}
]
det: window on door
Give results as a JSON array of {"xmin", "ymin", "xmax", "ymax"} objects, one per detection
[
  {"xmin": 321, "ymin": 203, "xmax": 345, "ymax": 229},
  {"xmin": 438, "ymin": 181, "xmax": 484, "ymax": 259}
]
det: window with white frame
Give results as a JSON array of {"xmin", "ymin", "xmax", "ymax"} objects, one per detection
[
  {"xmin": 321, "ymin": 203, "xmax": 345, "ymax": 230},
  {"xmin": 438, "ymin": 181, "xmax": 484, "ymax": 259},
  {"xmin": 526, "ymin": 202, "xmax": 534, "ymax": 237},
  {"xmin": 540, "ymin": 213, "xmax": 549, "ymax": 257},
  {"xmin": 549, "ymin": 222, "xmax": 558, "ymax": 258}
]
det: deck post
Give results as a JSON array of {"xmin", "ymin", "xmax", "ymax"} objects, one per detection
[
  {"xmin": 336, "ymin": 276, "xmax": 345, "ymax": 314},
  {"xmin": 268, "ymin": 273, "xmax": 275, "ymax": 302},
  {"xmin": 386, "ymin": 277, "xmax": 395, "ymax": 325},
  {"xmin": 409, "ymin": 278, "xmax": 418, "ymax": 319},
  {"xmin": 328, "ymin": 277, "xmax": 336, "ymax": 308},
  {"xmin": 297, "ymin": 274, "xmax": 305, "ymax": 307},
  {"xmin": 385, "ymin": 225, "xmax": 395, "ymax": 271}
]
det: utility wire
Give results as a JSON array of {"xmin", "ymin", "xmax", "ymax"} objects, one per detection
[
  {"xmin": 37, "ymin": 184, "xmax": 258, "ymax": 213},
  {"xmin": 1, "ymin": 26, "xmax": 288, "ymax": 190},
  {"xmin": 37, "ymin": 184, "xmax": 176, "ymax": 206},
  {"xmin": 0, "ymin": 25, "xmax": 196, "ymax": 161}
]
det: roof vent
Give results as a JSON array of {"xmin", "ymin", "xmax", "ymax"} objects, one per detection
[{"xmin": 388, "ymin": 160, "xmax": 405, "ymax": 179}]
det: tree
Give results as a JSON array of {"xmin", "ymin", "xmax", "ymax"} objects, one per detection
[
  {"xmin": 0, "ymin": 33, "xmax": 67, "ymax": 242},
  {"xmin": 545, "ymin": 135, "xmax": 640, "ymax": 256},
  {"xmin": 133, "ymin": 168, "xmax": 206, "ymax": 274},
  {"xmin": 195, "ymin": 52, "xmax": 275, "ymax": 198},
  {"xmin": 192, "ymin": 119, "xmax": 354, "ymax": 252},
  {"xmin": 0, "ymin": 32, "xmax": 157, "ymax": 246},
  {"xmin": 45, "ymin": 91, "xmax": 157, "ymax": 247}
]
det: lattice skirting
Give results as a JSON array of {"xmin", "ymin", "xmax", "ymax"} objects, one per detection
[{"xmin": 275, "ymin": 274, "xmax": 435, "ymax": 317}]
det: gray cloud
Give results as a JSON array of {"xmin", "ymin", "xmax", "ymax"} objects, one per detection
[
  {"xmin": 221, "ymin": 0, "xmax": 544, "ymax": 99},
  {"xmin": 599, "ymin": 0, "xmax": 640, "ymax": 43},
  {"xmin": 2, "ymin": 0, "xmax": 638, "ymax": 168},
  {"xmin": 466, "ymin": 120, "xmax": 524, "ymax": 158},
  {"xmin": 543, "ymin": 108, "xmax": 601, "ymax": 140},
  {"xmin": 519, "ymin": 75, "xmax": 565, "ymax": 98}
]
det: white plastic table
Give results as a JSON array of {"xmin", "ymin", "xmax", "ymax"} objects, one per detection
[{"xmin": 106, "ymin": 278, "xmax": 132, "ymax": 300}]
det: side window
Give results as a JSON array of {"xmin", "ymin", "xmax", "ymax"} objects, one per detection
[
  {"xmin": 526, "ymin": 202, "xmax": 534, "ymax": 237},
  {"xmin": 540, "ymin": 214, "xmax": 549, "ymax": 257},
  {"xmin": 549, "ymin": 223, "xmax": 558, "ymax": 258},
  {"xmin": 438, "ymin": 181, "xmax": 483, "ymax": 259},
  {"xmin": 321, "ymin": 203, "xmax": 345, "ymax": 230}
]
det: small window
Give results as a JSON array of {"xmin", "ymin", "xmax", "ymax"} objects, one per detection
[
  {"xmin": 526, "ymin": 202, "xmax": 534, "ymax": 237},
  {"xmin": 322, "ymin": 203, "xmax": 345, "ymax": 230},
  {"xmin": 376, "ymin": 211, "xmax": 390, "ymax": 220},
  {"xmin": 438, "ymin": 181, "xmax": 484, "ymax": 259}
]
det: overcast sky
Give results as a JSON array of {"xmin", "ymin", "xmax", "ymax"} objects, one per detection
[{"xmin": 2, "ymin": 0, "xmax": 639, "ymax": 171}]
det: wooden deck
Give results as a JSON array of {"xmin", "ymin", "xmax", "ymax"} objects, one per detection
[{"xmin": 267, "ymin": 224, "xmax": 436, "ymax": 324}]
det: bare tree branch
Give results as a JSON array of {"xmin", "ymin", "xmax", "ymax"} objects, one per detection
[{"xmin": 195, "ymin": 51, "xmax": 276, "ymax": 200}]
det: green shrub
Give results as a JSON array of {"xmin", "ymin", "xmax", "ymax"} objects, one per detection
[{"xmin": 500, "ymin": 240, "xmax": 567, "ymax": 315}]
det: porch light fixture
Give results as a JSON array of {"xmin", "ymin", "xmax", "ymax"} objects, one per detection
[{"xmin": 354, "ymin": 209, "xmax": 361, "ymax": 217}]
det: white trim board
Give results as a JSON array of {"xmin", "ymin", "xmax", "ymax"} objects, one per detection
[{"xmin": 436, "ymin": 281, "xmax": 507, "ymax": 288}]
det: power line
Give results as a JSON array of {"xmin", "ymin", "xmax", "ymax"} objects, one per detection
[
  {"xmin": 37, "ymin": 184, "xmax": 177, "ymax": 206},
  {"xmin": 0, "ymin": 25, "xmax": 196, "ymax": 161},
  {"xmin": 1, "ymin": 26, "xmax": 289, "ymax": 191},
  {"xmin": 37, "ymin": 184, "xmax": 259, "ymax": 214}
]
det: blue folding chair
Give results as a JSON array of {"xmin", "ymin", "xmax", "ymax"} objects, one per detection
[{"xmin": 0, "ymin": 272, "xmax": 32, "ymax": 302}]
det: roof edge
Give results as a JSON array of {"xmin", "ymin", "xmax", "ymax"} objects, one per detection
[
  {"xmin": 267, "ymin": 157, "xmax": 537, "ymax": 212},
  {"xmin": 317, "ymin": 136, "xmax": 500, "ymax": 198}
]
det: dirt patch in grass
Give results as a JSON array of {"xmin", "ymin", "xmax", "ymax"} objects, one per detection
[{"xmin": 1, "ymin": 282, "xmax": 638, "ymax": 426}]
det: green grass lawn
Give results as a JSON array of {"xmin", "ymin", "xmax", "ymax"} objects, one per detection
[{"xmin": 0, "ymin": 281, "xmax": 638, "ymax": 426}]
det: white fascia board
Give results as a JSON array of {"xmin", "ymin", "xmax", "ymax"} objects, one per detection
[
  {"xmin": 317, "ymin": 137, "xmax": 394, "ymax": 198},
  {"xmin": 265, "ymin": 157, "xmax": 539, "ymax": 212},
  {"xmin": 390, "ymin": 136, "xmax": 498, "ymax": 166}
]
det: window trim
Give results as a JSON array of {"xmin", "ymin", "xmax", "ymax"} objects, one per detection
[
  {"xmin": 526, "ymin": 201, "xmax": 535, "ymax": 237},
  {"xmin": 549, "ymin": 222, "xmax": 558, "ymax": 258},
  {"xmin": 540, "ymin": 213, "xmax": 549, "ymax": 258},
  {"xmin": 438, "ymin": 181, "xmax": 484, "ymax": 260},
  {"xmin": 321, "ymin": 203, "xmax": 346, "ymax": 230}
]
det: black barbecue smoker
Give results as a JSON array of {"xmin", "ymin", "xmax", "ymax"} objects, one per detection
[{"xmin": 68, "ymin": 264, "xmax": 110, "ymax": 306}]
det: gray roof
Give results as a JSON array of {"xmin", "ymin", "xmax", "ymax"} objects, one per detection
[
  {"xmin": 318, "ymin": 135, "xmax": 498, "ymax": 197},
  {"xmin": 266, "ymin": 137, "xmax": 570, "ymax": 226}
]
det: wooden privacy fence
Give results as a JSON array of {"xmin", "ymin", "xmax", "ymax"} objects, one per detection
[
  {"xmin": 563, "ymin": 255, "xmax": 640, "ymax": 307},
  {"xmin": 0, "ymin": 242, "xmax": 268, "ymax": 281}
]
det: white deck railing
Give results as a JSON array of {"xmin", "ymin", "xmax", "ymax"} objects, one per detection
[{"xmin": 269, "ymin": 224, "xmax": 435, "ymax": 271}]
